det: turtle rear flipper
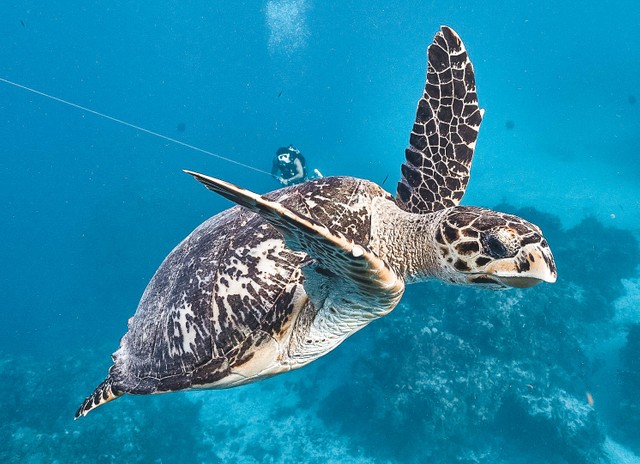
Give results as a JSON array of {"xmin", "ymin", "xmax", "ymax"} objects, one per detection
[{"xmin": 74, "ymin": 376, "xmax": 123, "ymax": 419}]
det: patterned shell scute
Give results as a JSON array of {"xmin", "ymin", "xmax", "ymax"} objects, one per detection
[
  {"xmin": 110, "ymin": 176, "xmax": 386, "ymax": 392},
  {"xmin": 275, "ymin": 176, "xmax": 390, "ymax": 245}
]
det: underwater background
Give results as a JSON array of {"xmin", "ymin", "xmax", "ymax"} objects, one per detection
[{"xmin": 1, "ymin": 1, "xmax": 639, "ymax": 462}]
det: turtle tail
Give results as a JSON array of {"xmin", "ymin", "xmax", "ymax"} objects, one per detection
[{"xmin": 74, "ymin": 376, "xmax": 124, "ymax": 419}]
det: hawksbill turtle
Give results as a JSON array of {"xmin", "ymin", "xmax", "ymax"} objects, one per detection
[{"xmin": 76, "ymin": 26, "xmax": 557, "ymax": 418}]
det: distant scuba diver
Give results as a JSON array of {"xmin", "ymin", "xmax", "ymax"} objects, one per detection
[{"xmin": 272, "ymin": 145, "xmax": 322, "ymax": 186}]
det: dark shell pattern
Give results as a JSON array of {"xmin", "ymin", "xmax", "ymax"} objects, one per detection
[{"xmin": 110, "ymin": 177, "xmax": 391, "ymax": 394}]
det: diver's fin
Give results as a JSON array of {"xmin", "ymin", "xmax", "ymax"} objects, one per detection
[{"xmin": 74, "ymin": 376, "xmax": 123, "ymax": 419}]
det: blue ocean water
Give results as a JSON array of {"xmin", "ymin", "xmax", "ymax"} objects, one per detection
[{"xmin": 1, "ymin": 1, "xmax": 639, "ymax": 462}]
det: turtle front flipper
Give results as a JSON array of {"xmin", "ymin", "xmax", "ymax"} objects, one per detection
[
  {"xmin": 397, "ymin": 26, "xmax": 484, "ymax": 214},
  {"xmin": 185, "ymin": 171, "xmax": 405, "ymax": 363}
]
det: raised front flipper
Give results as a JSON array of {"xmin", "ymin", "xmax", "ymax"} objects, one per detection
[{"xmin": 396, "ymin": 26, "xmax": 484, "ymax": 213}]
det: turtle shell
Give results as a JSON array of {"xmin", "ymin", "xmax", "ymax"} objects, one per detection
[{"xmin": 107, "ymin": 176, "xmax": 389, "ymax": 394}]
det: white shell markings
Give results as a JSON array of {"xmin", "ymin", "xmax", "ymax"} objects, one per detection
[
  {"xmin": 247, "ymin": 238, "xmax": 283, "ymax": 277},
  {"xmin": 166, "ymin": 295, "xmax": 199, "ymax": 357}
]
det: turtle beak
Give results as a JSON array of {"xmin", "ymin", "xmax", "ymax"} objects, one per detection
[{"xmin": 485, "ymin": 243, "xmax": 557, "ymax": 288}]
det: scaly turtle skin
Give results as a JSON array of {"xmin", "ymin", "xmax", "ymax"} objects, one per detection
[{"xmin": 76, "ymin": 26, "xmax": 557, "ymax": 418}]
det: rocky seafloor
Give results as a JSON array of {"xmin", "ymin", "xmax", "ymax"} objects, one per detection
[{"xmin": 1, "ymin": 206, "xmax": 639, "ymax": 463}]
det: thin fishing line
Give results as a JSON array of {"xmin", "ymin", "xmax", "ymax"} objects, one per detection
[{"xmin": 0, "ymin": 76, "xmax": 271, "ymax": 176}]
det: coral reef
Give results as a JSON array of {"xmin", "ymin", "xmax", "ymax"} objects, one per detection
[{"xmin": 616, "ymin": 324, "xmax": 640, "ymax": 452}]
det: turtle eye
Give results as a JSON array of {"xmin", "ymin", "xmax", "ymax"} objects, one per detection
[{"xmin": 481, "ymin": 233, "xmax": 510, "ymax": 259}]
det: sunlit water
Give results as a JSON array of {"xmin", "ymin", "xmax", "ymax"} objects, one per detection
[{"xmin": 1, "ymin": 1, "xmax": 639, "ymax": 462}]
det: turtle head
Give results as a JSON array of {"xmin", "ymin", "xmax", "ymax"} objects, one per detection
[{"xmin": 433, "ymin": 206, "xmax": 556, "ymax": 289}]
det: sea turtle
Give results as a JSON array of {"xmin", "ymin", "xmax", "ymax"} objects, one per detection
[{"xmin": 76, "ymin": 26, "xmax": 557, "ymax": 418}]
